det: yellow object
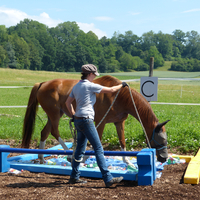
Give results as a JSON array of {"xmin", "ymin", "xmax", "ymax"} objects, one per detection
[
  {"xmin": 171, "ymin": 155, "xmax": 193, "ymax": 163},
  {"xmin": 184, "ymin": 149, "xmax": 200, "ymax": 184}
]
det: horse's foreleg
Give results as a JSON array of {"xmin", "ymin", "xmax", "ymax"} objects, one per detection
[
  {"xmin": 115, "ymin": 121, "xmax": 134, "ymax": 167},
  {"xmin": 96, "ymin": 121, "xmax": 106, "ymax": 141},
  {"xmin": 114, "ymin": 121, "xmax": 126, "ymax": 149},
  {"xmin": 58, "ymin": 137, "xmax": 70, "ymax": 150}
]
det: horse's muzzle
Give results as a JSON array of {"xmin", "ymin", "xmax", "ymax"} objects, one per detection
[{"xmin": 157, "ymin": 147, "xmax": 168, "ymax": 163}]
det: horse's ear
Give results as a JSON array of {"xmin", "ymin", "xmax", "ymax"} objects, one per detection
[
  {"xmin": 160, "ymin": 120, "xmax": 170, "ymax": 127},
  {"xmin": 155, "ymin": 120, "xmax": 170, "ymax": 132}
]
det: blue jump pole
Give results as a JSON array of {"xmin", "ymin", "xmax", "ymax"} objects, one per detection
[{"xmin": 0, "ymin": 147, "xmax": 140, "ymax": 156}]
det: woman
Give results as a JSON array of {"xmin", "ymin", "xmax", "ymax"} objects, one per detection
[{"xmin": 66, "ymin": 64, "xmax": 128, "ymax": 187}]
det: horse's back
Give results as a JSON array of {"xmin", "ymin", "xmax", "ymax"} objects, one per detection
[
  {"xmin": 37, "ymin": 79, "xmax": 78, "ymax": 110},
  {"xmin": 36, "ymin": 76, "xmax": 121, "ymax": 118}
]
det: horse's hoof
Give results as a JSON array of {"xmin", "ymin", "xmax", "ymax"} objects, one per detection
[{"xmin": 40, "ymin": 160, "xmax": 45, "ymax": 164}]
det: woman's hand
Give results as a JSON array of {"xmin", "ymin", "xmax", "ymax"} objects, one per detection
[{"xmin": 122, "ymin": 82, "xmax": 129, "ymax": 87}]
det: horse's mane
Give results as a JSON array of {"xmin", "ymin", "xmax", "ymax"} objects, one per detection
[
  {"xmin": 93, "ymin": 75, "xmax": 121, "ymax": 86},
  {"xmin": 94, "ymin": 75, "xmax": 158, "ymax": 124}
]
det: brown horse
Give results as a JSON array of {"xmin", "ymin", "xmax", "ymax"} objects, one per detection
[{"xmin": 22, "ymin": 75, "xmax": 169, "ymax": 164}]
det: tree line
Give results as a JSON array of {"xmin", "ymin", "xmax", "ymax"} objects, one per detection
[{"xmin": 0, "ymin": 19, "xmax": 200, "ymax": 73}]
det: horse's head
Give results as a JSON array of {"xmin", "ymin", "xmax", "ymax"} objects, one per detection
[{"xmin": 150, "ymin": 120, "xmax": 170, "ymax": 163}]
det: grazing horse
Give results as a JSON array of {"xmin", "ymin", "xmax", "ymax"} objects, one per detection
[{"xmin": 22, "ymin": 75, "xmax": 169, "ymax": 164}]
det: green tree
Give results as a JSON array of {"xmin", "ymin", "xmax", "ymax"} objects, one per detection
[
  {"xmin": 155, "ymin": 31, "xmax": 173, "ymax": 60},
  {"xmin": 119, "ymin": 53, "xmax": 137, "ymax": 71},
  {"xmin": 40, "ymin": 32, "xmax": 56, "ymax": 71},
  {"xmin": 5, "ymin": 42, "xmax": 17, "ymax": 68},
  {"xmin": 115, "ymin": 46, "xmax": 124, "ymax": 61},
  {"xmin": 98, "ymin": 55, "xmax": 108, "ymax": 73},
  {"xmin": 100, "ymin": 36, "xmax": 122, "ymax": 72},
  {"xmin": 10, "ymin": 19, "xmax": 55, "ymax": 71},
  {"xmin": 144, "ymin": 46, "xmax": 164, "ymax": 68},
  {"xmin": 75, "ymin": 42, "xmax": 87, "ymax": 70},
  {"xmin": 0, "ymin": 45, "xmax": 7, "ymax": 67},
  {"xmin": 193, "ymin": 58, "xmax": 200, "ymax": 71},
  {"xmin": 0, "ymin": 25, "xmax": 8, "ymax": 44},
  {"xmin": 75, "ymin": 30, "xmax": 105, "ymax": 72},
  {"xmin": 183, "ymin": 31, "xmax": 200, "ymax": 60},
  {"xmin": 173, "ymin": 47, "xmax": 181, "ymax": 58},
  {"xmin": 171, "ymin": 59, "xmax": 185, "ymax": 71},
  {"xmin": 28, "ymin": 40, "xmax": 44, "ymax": 70},
  {"xmin": 170, "ymin": 58, "xmax": 200, "ymax": 72},
  {"xmin": 141, "ymin": 31, "xmax": 156, "ymax": 51},
  {"xmin": 50, "ymin": 21, "xmax": 81, "ymax": 72},
  {"xmin": 111, "ymin": 31, "xmax": 141, "ymax": 55},
  {"xmin": 132, "ymin": 56, "xmax": 149, "ymax": 71},
  {"xmin": 172, "ymin": 29, "xmax": 186, "ymax": 55},
  {"xmin": 9, "ymin": 34, "xmax": 30, "ymax": 69}
]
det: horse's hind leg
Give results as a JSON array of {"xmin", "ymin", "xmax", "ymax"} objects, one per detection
[
  {"xmin": 38, "ymin": 109, "xmax": 70, "ymax": 163},
  {"xmin": 50, "ymin": 111, "xmax": 70, "ymax": 151},
  {"xmin": 38, "ymin": 118, "xmax": 51, "ymax": 163}
]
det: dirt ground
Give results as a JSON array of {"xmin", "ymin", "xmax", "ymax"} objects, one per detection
[{"xmin": 0, "ymin": 140, "xmax": 200, "ymax": 200}]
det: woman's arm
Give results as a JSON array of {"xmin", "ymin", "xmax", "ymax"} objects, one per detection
[
  {"xmin": 100, "ymin": 84, "xmax": 122, "ymax": 93},
  {"xmin": 65, "ymin": 96, "xmax": 75, "ymax": 117},
  {"xmin": 100, "ymin": 82, "xmax": 128, "ymax": 94}
]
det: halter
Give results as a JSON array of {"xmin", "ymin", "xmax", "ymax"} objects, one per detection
[{"xmin": 150, "ymin": 129, "xmax": 167, "ymax": 151}]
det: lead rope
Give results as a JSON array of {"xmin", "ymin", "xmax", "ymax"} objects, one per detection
[
  {"xmin": 95, "ymin": 88, "xmax": 121, "ymax": 129},
  {"xmin": 128, "ymin": 86, "xmax": 151, "ymax": 148},
  {"xmin": 69, "ymin": 119, "xmax": 83, "ymax": 164}
]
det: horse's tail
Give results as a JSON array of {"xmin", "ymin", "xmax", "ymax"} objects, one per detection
[{"xmin": 21, "ymin": 82, "xmax": 43, "ymax": 148}]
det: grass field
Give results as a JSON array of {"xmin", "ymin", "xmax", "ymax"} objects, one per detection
[
  {"xmin": 0, "ymin": 68, "xmax": 200, "ymax": 154},
  {"xmin": 104, "ymin": 71, "xmax": 200, "ymax": 78},
  {"xmin": 0, "ymin": 68, "xmax": 81, "ymax": 86},
  {"xmin": 155, "ymin": 61, "xmax": 172, "ymax": 71}
]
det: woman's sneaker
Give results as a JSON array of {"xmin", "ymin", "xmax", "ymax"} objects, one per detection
[
  {"xmin": 105, "ymin": 176, "xmax": 123, "ymax": 187},
  {"xmin": 68, "ymin": 178, "xmax": 87, "ymax": 184}
]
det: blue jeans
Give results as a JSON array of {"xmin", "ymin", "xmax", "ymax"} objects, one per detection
[{"xmin": 70, "ymin": 118, "xmax": 113, "ymax": 184}]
